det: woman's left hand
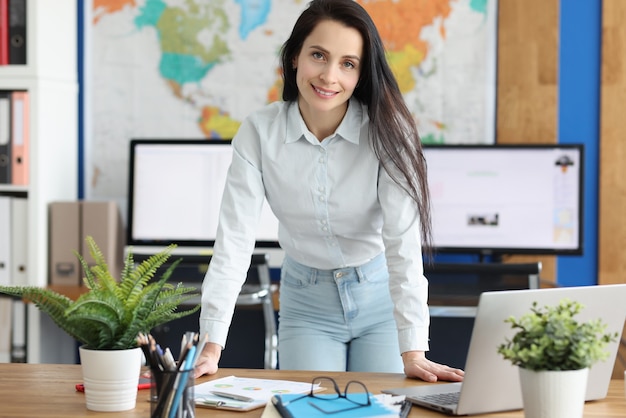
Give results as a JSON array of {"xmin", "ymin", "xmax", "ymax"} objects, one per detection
[{"xmin": 402, "ymin": 351, "xmax": 465, "ymax": 382}]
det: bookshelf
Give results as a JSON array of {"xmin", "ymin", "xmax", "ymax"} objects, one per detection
[{"xmin": 0, "ymin": 0, "xmax": 78, "ymax": 363}]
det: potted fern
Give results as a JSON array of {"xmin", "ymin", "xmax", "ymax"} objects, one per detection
[
  {"xmin": 497, "ymin": 298, "xmax": 617, "ymax": 418},
  {"xmin": 0, "ymin": 236, "xmax": 200, "ymax": 412}
]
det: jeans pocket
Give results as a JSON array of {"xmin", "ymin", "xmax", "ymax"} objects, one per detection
[
  {"xmin": 280, "ymin": 263, "xmax": 313, "ymax": 289},
  {"xmin": 360, "ymin": 264, "xmax": 389, "ymax": 284}
]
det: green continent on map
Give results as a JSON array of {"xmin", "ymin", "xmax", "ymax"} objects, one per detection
[{"xmin": 135, "ymin": 0, "xmax": 231, "ymax": 85}]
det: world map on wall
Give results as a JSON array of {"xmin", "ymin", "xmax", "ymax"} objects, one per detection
[{"xmin": 87, "ymin": 0, "xmax": 497, "ymax": 201}]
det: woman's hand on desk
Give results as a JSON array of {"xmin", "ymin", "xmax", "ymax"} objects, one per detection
[
  {"xmin": 194, "ymin": 342, "xmax": 221, "ymax": 378},
  {"xmin": 402, "ymin": 351, "xmax": 465, "ymax": 383}
]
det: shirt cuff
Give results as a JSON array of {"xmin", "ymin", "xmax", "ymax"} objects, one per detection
[
  {"xmin": 397, "ymin": 326, "xmax": 430, "ymax": 353},
  {"xmin": 199, "ymin": 317, "xmax": 230, "ymax": 349}
]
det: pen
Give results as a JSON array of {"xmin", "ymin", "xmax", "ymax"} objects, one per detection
[
  {"xmin": 75, "ymin": 381, "xmax": 153, "ymax": 392},
  {"xmin": 162, "ymin": 347, "xmax": 176, "ymax": 371},
  {"xmin": 399, "ymin": 399, "xmax": 412, "ymax": 418},
  {"xmin": 210, "ymin": 391, "xmax": 255, "ymax": 402},
  {"xmin": 197, "ymin": 399, "xmax": 226, "ymax": 407},
  {"xmin": 272, "ymin": 395, "xmax": 296, "ymax": 418}
]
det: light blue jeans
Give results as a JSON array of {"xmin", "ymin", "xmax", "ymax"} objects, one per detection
[{"xmin": 277, "ymin": 253, "xmax": 404, "ymax": 373}]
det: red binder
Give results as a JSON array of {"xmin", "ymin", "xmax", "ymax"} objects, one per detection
[
  {"xmin": 0, "ymin": 0, "xmax": 8, "ymax": 65},
  {"xmin": 10, "ymin": 90, "xmax": 28, "ymax": 185}
]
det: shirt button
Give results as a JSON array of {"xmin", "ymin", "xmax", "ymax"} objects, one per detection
[
  {"xmin": 322, "ymin": 226, "xmax": 328, "ymax": 232},
  {"xmin": 319, "ymin": 196, "xmax": 325, "ymax": 202},
  {"xmin": 319, "ymin": 157, "xmax": 325, "ymax": 163}
]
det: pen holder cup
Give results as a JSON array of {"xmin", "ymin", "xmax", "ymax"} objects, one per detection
[{"xmin": 150, "ymin": 369, "xmax": 195, "ymax": 418}]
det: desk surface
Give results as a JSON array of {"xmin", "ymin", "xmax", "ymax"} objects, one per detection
[{"xmin": 1, "ymin": 364, "xmax": 625, "ymax": 417}]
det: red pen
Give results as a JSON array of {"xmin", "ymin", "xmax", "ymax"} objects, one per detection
[{"xmin": 75, "ymin": 378, "xmax": 153, "ymax": 392}]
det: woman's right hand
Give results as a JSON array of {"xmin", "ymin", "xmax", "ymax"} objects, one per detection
[{"xmin": 194, "ymin": 342, "xmax": 222, "ymax": 378}]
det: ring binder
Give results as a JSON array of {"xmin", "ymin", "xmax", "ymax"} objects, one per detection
[
  {"xmin": 10, "ymin": 91, "xmax": 28, "ymax": 185},
  {"xmin": 0, "ymin": 0, "xmax": 9, "ymax": 65},
  {"xmin": 0, "ymin": 92, "xmax": 11, "ymax": 183},
  {"xmin": 8, "ymin": 0, "xmax": 26, "ymax": 65}
]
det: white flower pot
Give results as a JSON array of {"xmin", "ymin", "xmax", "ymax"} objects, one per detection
[
  {"xmin": 79, "ymin": 346, "xmax": 143, "ymax": 412},
  {"xmin": 518, "ymin": 367, "xmax": 589, "ymax": 418}
]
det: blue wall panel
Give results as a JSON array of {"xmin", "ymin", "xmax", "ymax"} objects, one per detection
[{"xmin": 557, "ymin": 0, "xmax": 602, "ymax": 286}]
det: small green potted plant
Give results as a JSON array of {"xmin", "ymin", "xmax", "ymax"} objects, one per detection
[
  {"xmin": 0, "ymin": 235, "xmax": 200, "ymax": 412},
  {"xmin": 497, "ymin": 298, "xmax": 617, "ymax": 418}
]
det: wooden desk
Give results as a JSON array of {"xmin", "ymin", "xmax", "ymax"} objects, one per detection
[{"xmin": 0, "ymin": 363, "xmax": 624, "ymax": 417}]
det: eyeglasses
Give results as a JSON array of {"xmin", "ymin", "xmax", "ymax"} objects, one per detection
[{"xmin": 283, "ymin": 376, "xmax": 371, "ymax": 414}]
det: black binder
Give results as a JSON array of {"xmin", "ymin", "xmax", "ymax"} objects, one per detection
[
  {"xmin": 0, "ymin": 91, "xmax": 11, "ymax": 183},
  {"xmin": 8, "ymin": 0, "xmax": 25, "ymax": 65}
]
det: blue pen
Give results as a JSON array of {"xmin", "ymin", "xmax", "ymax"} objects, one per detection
[{"xmin": 167, "ymin": 345, "xmax": 197, "ymax": 418}]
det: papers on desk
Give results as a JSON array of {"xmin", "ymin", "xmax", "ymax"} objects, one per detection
[{"xmin": 194, "ymin": 375, "xmax": 317, "ymax": 411}]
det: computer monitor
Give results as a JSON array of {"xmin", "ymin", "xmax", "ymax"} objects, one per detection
[
  {"xmin": 127, "ymin": 139, "xmax": 280, "ymax": 248},
  {"xmin": 424, "ymin": 144, "xmax": 584, "ymax": 256},
  {"xmin": 127, "ymin": 140, "xmax": 583, "ymax": 256}
]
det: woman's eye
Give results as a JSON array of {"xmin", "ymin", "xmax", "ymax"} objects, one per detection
[
  {"xmin": 312, "ymin": 51, "xmax": 324, "ymax": 60},
  {"xmin": 343, "ymin": 61, "xmax": 355, "ymax": 69}
]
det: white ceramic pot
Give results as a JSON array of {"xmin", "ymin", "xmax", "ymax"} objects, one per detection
[
  {"xmin": 518, "ymin": 367, "xmax": 589, "ymax": 418},
  {"xmin": 78, "ymin": 346, "xmax": 143, "ymax": 412}
]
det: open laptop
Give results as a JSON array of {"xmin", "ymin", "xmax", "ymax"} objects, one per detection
[{"xmin": 383, "ymin": 284, "xmax": 626, "ymax": 415}]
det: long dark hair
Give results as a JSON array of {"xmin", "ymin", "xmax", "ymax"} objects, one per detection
[{"xmin": 280, "ymin": 0, "xmax": 433, "ymax": 256}]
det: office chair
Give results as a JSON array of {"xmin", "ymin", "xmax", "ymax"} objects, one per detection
[
  {"xmin": 236, "ymin": 253, "xmax": 278, "ymax": 370},
  {"xmin": 143, "ymin": 252, "xmax": 278, "ymax": 369}
]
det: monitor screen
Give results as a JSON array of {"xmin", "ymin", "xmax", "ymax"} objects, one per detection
[
  {"xmin": 424, "ymin": 144, "xmax": 584, "ymax": 255},
  {"xmin": 127, "ymin": 139, "xmax": 280, "ymax": 248}
]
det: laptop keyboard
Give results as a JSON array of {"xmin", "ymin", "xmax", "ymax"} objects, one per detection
[{"xmin": 417, "ymin": 391, "xmax": 460, "ymax": 405}]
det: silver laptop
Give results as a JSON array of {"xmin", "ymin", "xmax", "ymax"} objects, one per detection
[{"xmin": 383, "ymin": 284, "xmax": 626, "ymax": 415}]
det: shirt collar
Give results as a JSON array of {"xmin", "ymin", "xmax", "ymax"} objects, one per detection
[{"xmin": 284, "ymin": 98, "xmax": 365, "ymax": 145}]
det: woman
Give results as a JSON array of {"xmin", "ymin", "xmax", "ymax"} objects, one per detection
[{"xmin": 195, "ymin": 0, "xmax": 464, "ymax": 383}]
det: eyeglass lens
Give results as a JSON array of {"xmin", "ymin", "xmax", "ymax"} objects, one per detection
[
  {"xmin": 343, "ymin": 381, "xmax": 369, "ymax": 406},
  {"xmin": 308, "ymin": 377, "xmax": 371, "ymax": 414}
]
